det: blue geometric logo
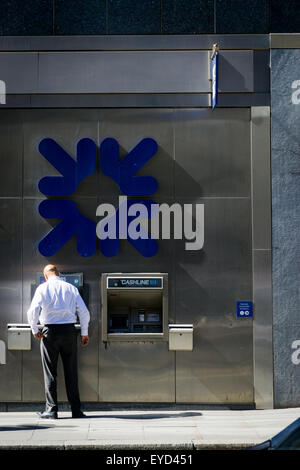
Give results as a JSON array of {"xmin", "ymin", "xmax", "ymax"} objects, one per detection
[
  {"xmin": 100, "ymin": 138, "xmax": 158, "ymax": 196},
  {"xmin": 38, "ymin": 138, "xmax": 97, "ymax": 196},
  {"xmin": 38, "ymin": 138, "xmax": 158, "ymax": 257}
]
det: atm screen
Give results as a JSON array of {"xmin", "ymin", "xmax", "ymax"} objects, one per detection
[
  {"xmin": 111, "ymin": 315, "xmax": 128, "ymax": 330},
  {"xmin": 147, "ymin": 313, "xmax": 160, "ymax": 322},
  {"xmin": 36, "ymin": 272, "xmax": 83, "ymax": 288}
]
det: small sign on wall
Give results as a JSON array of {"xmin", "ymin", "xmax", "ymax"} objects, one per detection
[{"xmin": 236, "ymin": 301, "xmax": 253, "ymax": 318}]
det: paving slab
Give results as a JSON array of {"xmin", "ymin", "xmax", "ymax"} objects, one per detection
[{"xmin": 0, "ymin": 408, "xmax": 299, "ymax": 450}]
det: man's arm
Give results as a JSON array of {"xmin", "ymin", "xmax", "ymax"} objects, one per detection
[
  {"xmin": 75, "ymin": 291, "xmax": 90, "ymax": 346},
  {"xmin": 27, "ymin": 287, "xmax": 43, "ymax": 337}
]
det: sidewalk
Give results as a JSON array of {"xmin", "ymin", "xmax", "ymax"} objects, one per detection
[{"xmin": 0, "ymin": 407, "xmax": 299, "ymax": 450}]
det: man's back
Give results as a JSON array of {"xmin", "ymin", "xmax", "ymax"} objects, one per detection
[
  {"xmin": 28, "ymin": 275, "xmax": 90, "ymax": 335},
  {"xmin": 27, "ymin": 265, "xmax": 89, "ymax": 419},
  {"xmin": 36, "ymin": 277, "xmax": 79, "ymax": 317}
]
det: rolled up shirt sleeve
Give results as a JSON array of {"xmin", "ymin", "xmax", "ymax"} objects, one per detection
[
  {"xmin": 76, "ymin": 291, "xmax": 90, "ymax": 336},
  {"xmin": 27, "ymin": 287, "xmax": 43, "ymax": 335}
]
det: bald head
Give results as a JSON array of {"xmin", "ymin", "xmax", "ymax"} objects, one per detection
[{"xmin": 43, "ymin": 264, "xmax": 59, "ymax": 281}]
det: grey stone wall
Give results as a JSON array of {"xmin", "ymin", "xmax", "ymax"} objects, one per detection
[{"xmin": 271, "ymin": 49, "xmax": 300, "ymax": 407}]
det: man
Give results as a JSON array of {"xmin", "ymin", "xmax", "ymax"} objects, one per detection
[{"xmin": 27, "ymin": 265, "xmax": 90, "ymax": 419}]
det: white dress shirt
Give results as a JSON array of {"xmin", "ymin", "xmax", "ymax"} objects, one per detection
[{"xmin": 27, "ymin": 276, "xmax": 90, "ymax": 336}]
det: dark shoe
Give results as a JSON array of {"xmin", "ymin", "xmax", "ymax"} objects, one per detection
[
  {"xmin": 72, "ymin": 411, "xmax": 86, "ymax": 418},
  {"xmin": 37, "ymin": 410, "xmax": 58, "ymax": 419}
]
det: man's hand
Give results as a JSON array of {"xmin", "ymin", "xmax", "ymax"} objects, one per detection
[
  {"xmin": 34, "ymin": 331, "xmax": 44, "ymax": 340},
  {"xmin": 81, "ymin": 335, "xmax": 89, "ymax": 347}
]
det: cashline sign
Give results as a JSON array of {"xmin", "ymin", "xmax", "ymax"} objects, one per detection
[
  {"xmin": 108, "ymin": 277, "xmax": 163, "ymax": 289},
  {"xmin": 37, "ymin": 137, "xmax": 204, "ymax": 258}
]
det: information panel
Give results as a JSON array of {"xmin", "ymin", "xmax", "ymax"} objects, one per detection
[{"xmin": 236, "ymin": 301, "xmax": 253, "ymax": 318}]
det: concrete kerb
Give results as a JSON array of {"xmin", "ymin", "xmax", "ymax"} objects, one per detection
[{"xmin": 0, "ymin": 441, "xmax": 252, "ymax": 450}]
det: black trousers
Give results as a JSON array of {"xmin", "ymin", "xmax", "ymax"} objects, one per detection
[{"xmin": 40, "ymin": 324, "xmax": 81, "ymax": 413}]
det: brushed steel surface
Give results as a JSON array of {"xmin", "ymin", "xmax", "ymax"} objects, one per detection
[
  {"xmin": 174, "ymin": 108, "xmax": 251, "ymax": 198},
  {"xmin": 174, "ymin": 198, "xmax": 253, "ymax": 403},
  {"xmin": 219, "ymin": 51, "xmax": 253, "ymax": 92},
  {"xmin": 23, "ymin": 109, "xmax": 99, "ymax": 199},
  {"xmin": 251, "ymin": 106, "xmax": 273, "ymax": 408},
  {"xmin": 98, "ymin": 108, "xmax": 174, "ymax": 199},
  {"xmin": 0, "ymin": 53, "xmax": 38, "ymax": 94},
  {"xmin": 38, "ymin": 51, "xmax": 210, "ymax": 94},
  {"xmin": 97, "ymin": 198, "xmax": 176, "ymax": 401},
  {"xmin": 29, "ymin": 93, "xmax": 211, "ymax": 108},
  {"xmin": 0, "ymin": 107, "xmax": 262, "ymax": 405},
  {"xmin": 22, "ymin": 196, "xmax": 99, "ymax": 402},
  {"xmin": 42, "ymin": 93, "xmax": 269, "ymax": 108},
  {"xmin": 0, "ymin": 34, "xmax": 270, "ymax": 51},
  {"xmin": 99, "ymin": 341, "xmax": 175, "ymax": 402},
  {"xmin": 217, "ymin": 93, "xmax": 270, "ymax": 107},
  {"xmin": 0, "ymin": 199, "xmax": 23, "ymax": 400},
  {"xmin": 252, "ymin": 250, "xmax": 273, "ymax": 408},
  {"xmin": 253, "ymin": 51, "xmax": 270, "ymax": 93},
  {"xmin": 0, "ymin": 110, "xmax": 23, "ymax": 197},
  {"xmin": 270, "ymin": 34, "xmax": 300, "ymax": 49},
  {"xmin": 251, "ymin": 107, "xmax": 271, "ymax": 250},
  {"xmin": 3, "ymin": 93, "xmax": 271, "ymax": 109}
]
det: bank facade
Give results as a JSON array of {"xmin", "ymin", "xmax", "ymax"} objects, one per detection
[{"xmin": 0, "ymin": 4, "xmax": 299, "ymax": 410}]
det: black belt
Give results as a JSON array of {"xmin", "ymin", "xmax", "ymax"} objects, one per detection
[{"xmin": 44, "ymin": 323, "xmax": 76, "ymax": 327}]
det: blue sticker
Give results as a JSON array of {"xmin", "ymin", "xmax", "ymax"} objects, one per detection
[{"xmin": 236, "ymin": 301, "xmax": 253, "ymax": 318}]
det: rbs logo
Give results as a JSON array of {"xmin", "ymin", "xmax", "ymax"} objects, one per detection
[
  {"xmin": 38, "ymin": 137, "xmax": 204, "ymax": 258},
  {"xmin": 38, "ymin": 137, "xmax": 158, "ymax": 258}
]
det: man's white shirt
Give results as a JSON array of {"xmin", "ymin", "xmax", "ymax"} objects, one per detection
[{"xmin": 27, "ymin": 276, "xmax": 90, "ymax": 336}]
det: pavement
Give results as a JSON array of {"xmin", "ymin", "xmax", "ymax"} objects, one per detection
[{"xmin": 0, "ymin": 406, "xmax": 299, "ymax": 450}]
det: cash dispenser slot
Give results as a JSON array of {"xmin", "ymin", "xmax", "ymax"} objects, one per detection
[{"xmin": 102, "ymin": 273, "xmax": 168, "ymax": 342}]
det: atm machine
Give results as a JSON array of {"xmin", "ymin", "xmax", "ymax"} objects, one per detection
[
  {"xmin": 101, "ymin": 273, "xmax": 169, "ymax": 343},
  {"xmin": 34, "ymin": 272, "xmax": 85, "ymax": 298},
  {"xmin": 7, "ymin": 272, "xmax": 87, "ymax": 350}
]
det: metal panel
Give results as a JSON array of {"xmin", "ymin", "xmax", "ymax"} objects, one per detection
[
  {"xmin": 99, "ymin": 341, "xmax": 175, "ymax": 402},
  {"xmin": 3, "ymin": 93, "xmax": 272, "ymax": 109},
  {"xmin": 251, "ymin": 107, "xmax": 271, "ymax": 250},
  {"xmin": 37, "ymin": 51, "xmax": 210, "ymax": 94},
  {"xmin": 174, "ymin": 107, "xmax": 253, "ymax": 403},
  {"xmin": 270, "ymin": 34, "xmax": 300, "ymax": 49},
  {"xmin": 0, "ymin": 110, "xmax": 23, "ymax": 197},
  {"xmin": 0, "ymin": 199, "xmax": 22, "ymax": 400},
  {"xmin": 23, "ymin": 143, "xmax": 100, "ymax": 401},
  {"xmin": 174, "ymin": 198, "xmax": 253, "ymax": 403},
  {"xmin": 97, "ymin": 196, "xmax": 176, "ymax": 402},
  {"xmin": 253, "ymin": 51, "xmax": 270, "ymax": 93},
  {"xmin": 98, "ymin": 108, "xmax": 174, "ymax": 199},
  {"xmin": 29, "ymin": 93, "xmax": 211, "ymax": 109},
  {"xmin": 0, "ymin": 34, "xmax": 270, "ymax": 51},
  {"xmin": 23, "ymin": 109, "xmax": 99, "ymax": 198},
  {"xmin": 0, "ymin": 107, "xmax": 261, "ymax": 406},
  {"xmin": 174, "ymin": 108, "xmax": 251, "ymax": 198},
  {"xmin": 251, "ymin": 106, "xmax": 273, "ymax": 408},
  {"xmin": 252, "ymin": 250, "xmax": 273, "ymax": 409},
  {"xmin": 219, "ymin": 51, "xmax": 253, "ymax": 92},
  {"xmin": 217, "ymin": 93, "xmax": 270, "ymax": 107},
  {"xmin": 0, "ymin": 53, "xmax": 38, "ymax": 94}
]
